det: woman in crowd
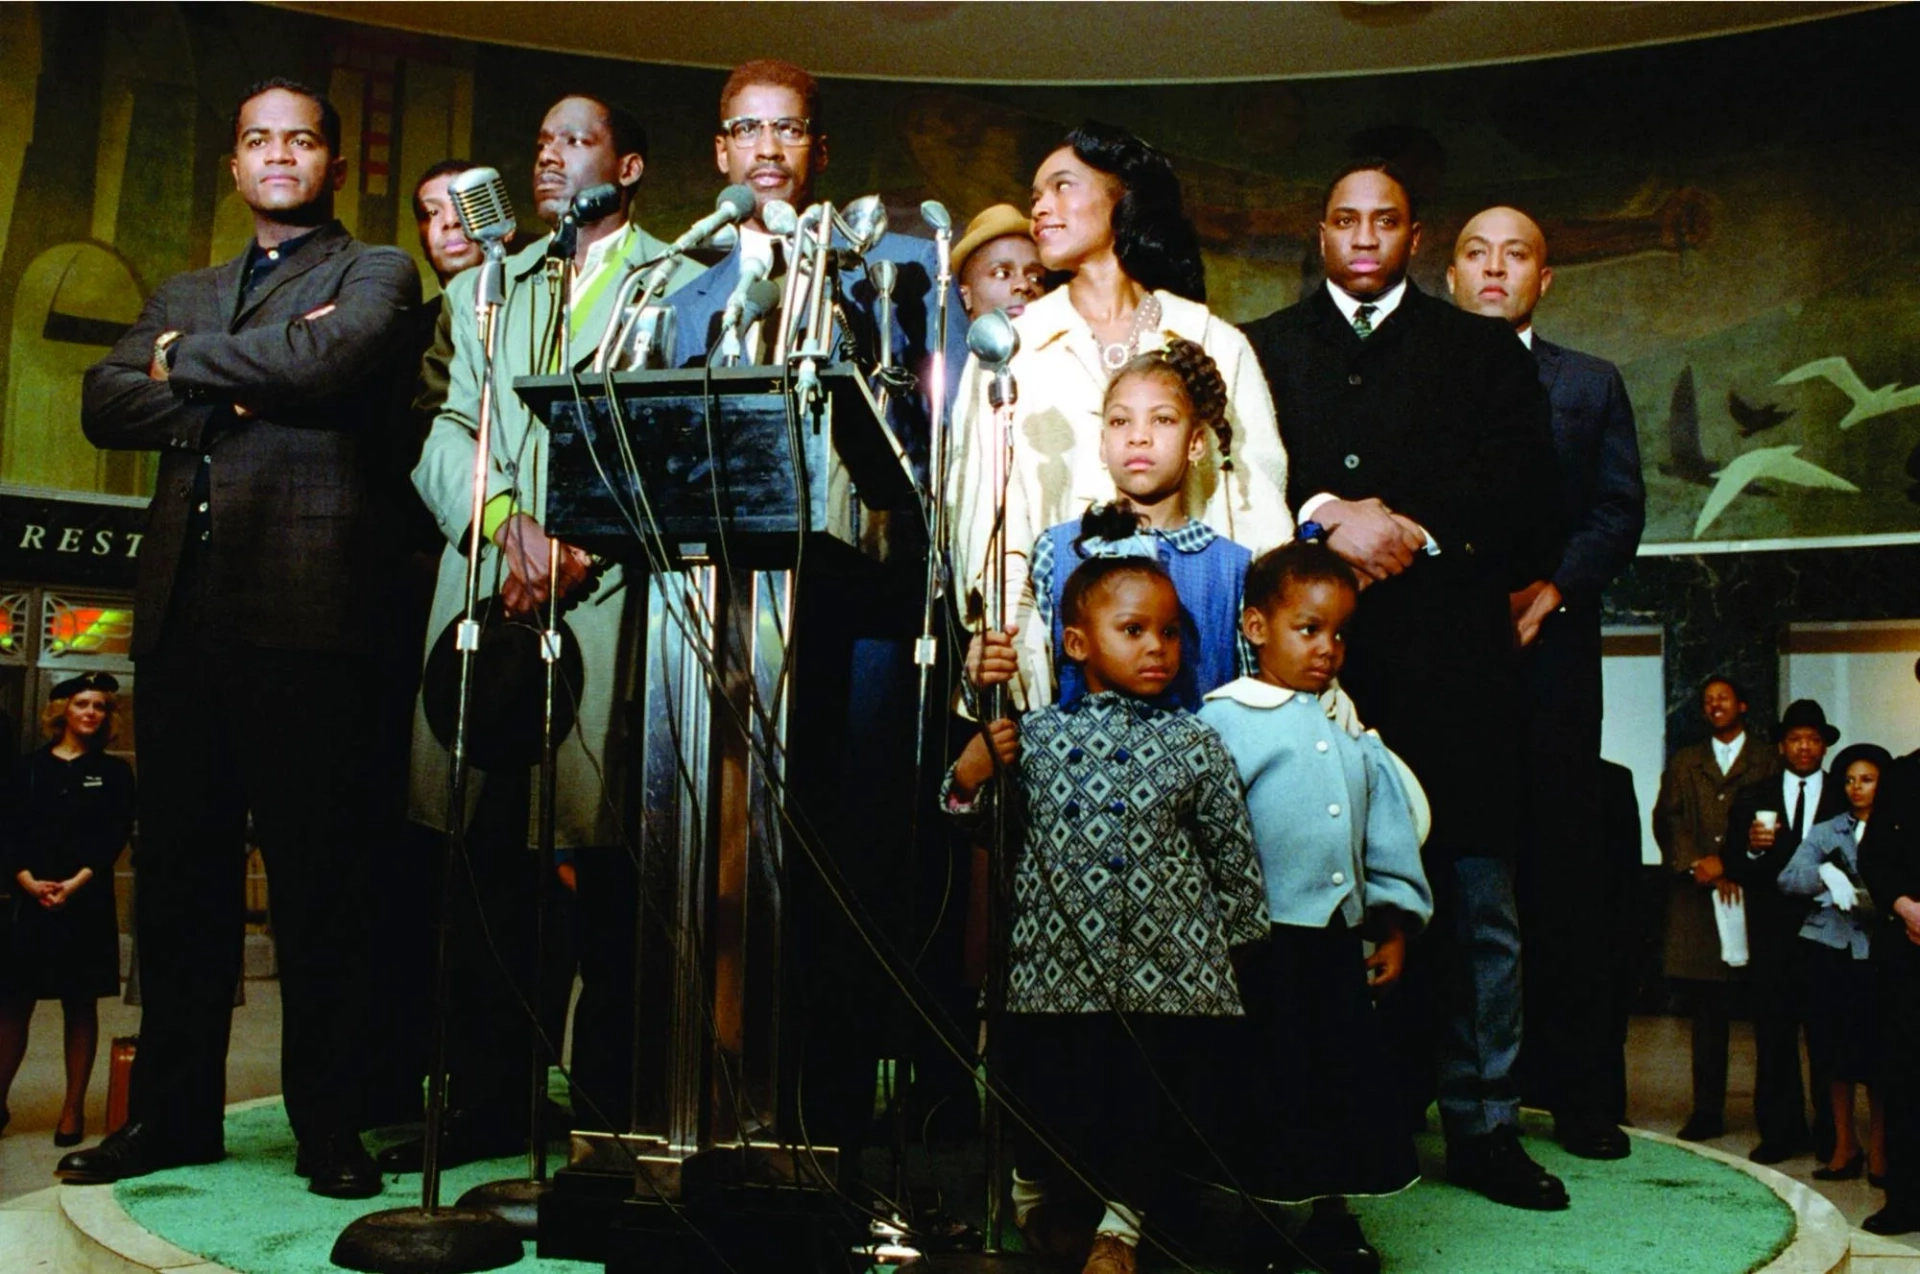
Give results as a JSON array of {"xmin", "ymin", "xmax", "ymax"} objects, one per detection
[
  {"xmin": 1778, "ymin": 743, "xmax": 1892, "ymax": 1184},
  {"xmin": 0, "ymin": 673, "xmax": 135, "ymax": 1145},
  {"xmin": 947, "ymin": 120, "xmax": 1292, "ymax": 705}
]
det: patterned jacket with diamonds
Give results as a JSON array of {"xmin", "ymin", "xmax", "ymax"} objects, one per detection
[{"xmin": 944, "ymin": 691, "xmax": 1269, "ymax": 1016}]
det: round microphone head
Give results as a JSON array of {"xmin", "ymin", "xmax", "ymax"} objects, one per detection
[
  {"xmin": 448, "ymin": 166, "xmax": 515, "ymax": 242},
  {"xmin": 762, "ymin": 200, "xmax": 799, "ymax": 236},
  {"xmin": 741, "ymin": 279, "xmax": 783, "ymax": 325},
  {"xmin": 967, "ymin": 308, "xmax": 1020, "ymax": 366},
  {"xmin": 716, "ymin": 183, "xmax": 757, "ymax": 222},
  {"xmin": 866, "ymin": 258, "xmax": 898, "ymax": 295},
  {"xmin": 920, "ymin": 200, "xmax": 952, "ymax": 233},
  {"xmin": 841, "ymin": 195, "xmax": 890, "ymax": 254},
  {"xmin": 570, "ymin": 182, "xmax": 620, "ymax": 225}
]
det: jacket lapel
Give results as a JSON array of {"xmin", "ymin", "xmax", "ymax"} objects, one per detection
[
  {"xmin": 231, "ymin": 222, "xmax": 349, "ymax": 330},
  {"xmin": 1533, "ymin": 335, "xmax": 1563, "ymax": 398}
]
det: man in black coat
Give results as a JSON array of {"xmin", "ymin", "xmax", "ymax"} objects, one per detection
[
  {"xmin": 1724, "ymin": 700, "xmax": 1848, "ymax": 1164},
  {"xmin": 1446, "ymin": 206, "xmax": 1646, "ymax": 1160},
  {"xmin": 62, "ymin": 78, "xmax": 420, "ymax": 1198},
  {"xmin": 1242, "ymin": 161, "xmax": 1566, "ymax": 1212}
]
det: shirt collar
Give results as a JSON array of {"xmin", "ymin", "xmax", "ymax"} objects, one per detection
[
  {"xmin": 576, "ymin": 219, "xmax": 635, "ymax": 284},
  {"xmin": 1712, "ymin": 732, "xmax": 1746, "ymax": 767},
  {"xmin": 1203, "ymin": 676, "xmax": 1302, "ymax": 709},
  {"xmin": 1084, "ymin": 519, "xmax": 1220, "ymax": 559},
  {"xmin": 1326, "ymin": 277, "xmax": 1407, "ymax": 326},
  {"xmin": 1516, "ymin": 325, "xmax": 1534, "ymax": 349},
  {"xmin": 1068, "ymin": 688, "xmax": 1168, "ymax": 721}
]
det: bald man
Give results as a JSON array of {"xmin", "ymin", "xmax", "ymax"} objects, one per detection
[{"xmin": 1449, "ymin": 206, "xmax": 1645, "ymax": 1161}]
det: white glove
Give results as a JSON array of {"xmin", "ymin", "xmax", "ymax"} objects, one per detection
[{"xmin": 1817, "ymin": 862, "xmax": 1858, "ymax": 912}]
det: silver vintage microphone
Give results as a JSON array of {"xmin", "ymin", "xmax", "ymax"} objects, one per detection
[{"xmin": 967, "ymin": 307, "xmax": 1020, "ymax": 411}]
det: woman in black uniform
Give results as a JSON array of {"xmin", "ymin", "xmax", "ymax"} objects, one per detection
[{"xmin": 0, "ymin": 672, "xmax": 135, "ymax": 1145}]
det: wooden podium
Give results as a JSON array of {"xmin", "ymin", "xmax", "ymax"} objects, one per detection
[{"xmin": 518, "ymin": 365, "xmax": 918, "ymax": 1266}]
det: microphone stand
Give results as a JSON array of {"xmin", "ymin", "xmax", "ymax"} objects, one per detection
[
  {"xmin": 333, "ymin": 237, "xmax": 522, "ymax": 1273},
  {"xmin": 979, "ymin": 366, "xmax": 1016, "ymax": 1255},
  {"xmin": 455, "ymin": 247, "xmax": 578, "ymax": 1235}
]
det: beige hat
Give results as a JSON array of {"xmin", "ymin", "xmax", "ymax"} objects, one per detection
[{"xmin": 952, "ymin": 203, "xmax": 1034, "ymax": 276}]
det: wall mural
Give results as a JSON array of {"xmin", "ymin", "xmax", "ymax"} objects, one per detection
[{"xmin": 1, "ymin": 1, "xmax": 1916, "ymax": 551}]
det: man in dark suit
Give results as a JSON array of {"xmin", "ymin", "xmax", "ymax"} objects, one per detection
[
  {"xmin": 1446, "ymin": 206, "xmax": 1646, "ymax": 1160},
  {"xmin": 61, "ymin": 78, "xmax": 420, "ymax": 1197},
  {"xmin": 1724, "ymin": 700, "xmax": 1847, "ymax": 1163},
  {"xmin": 1242, "ymin": 162, "xmax": 1566, "ymax": 1212},
  {"xmin": 663, "ymin": 58, "xmax": 974, "ymax": 1173}
]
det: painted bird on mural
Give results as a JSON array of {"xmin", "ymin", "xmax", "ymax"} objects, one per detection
[
  {"xmin": 1661, "ymin": 366, "xmax": 1719, "ymax": 486},
  {"xmin": 1727, "ymin": 390, "xmax": 1794, "ymax": 437},
  {"xmin": 1776, "ymin": 356, "xmax": 1920, "ymax": 430},
  {"xmin": 1692, "ymin": 444, "xmax": 1859, "ymax": 538}
]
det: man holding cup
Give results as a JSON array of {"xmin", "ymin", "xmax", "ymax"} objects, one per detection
[{"xmin": 1726, "ymin": 700, "xmax": 1849, "ymax": 1163}]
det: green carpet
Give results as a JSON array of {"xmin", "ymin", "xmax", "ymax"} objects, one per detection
[{"xmin": 112, "ymin": 1105, "xmax": 1794, "ymax": 1274}]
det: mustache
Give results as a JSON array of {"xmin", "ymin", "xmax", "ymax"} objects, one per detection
[{"xmin": 750, "ymin": 162, "xmax": 793, "ymax": 181}]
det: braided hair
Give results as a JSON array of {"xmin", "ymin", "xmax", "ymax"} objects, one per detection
[{"xmin": 1105, "ymin": 336, "xmax": 1234, "ymax": 468}]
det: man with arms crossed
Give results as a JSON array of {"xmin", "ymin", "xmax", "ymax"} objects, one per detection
[{"xmin": 64, "ymin": 78, "xmax": 420, "ymax": 1198}]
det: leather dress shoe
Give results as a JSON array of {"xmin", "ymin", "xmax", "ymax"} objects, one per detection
[
  {"xmin": 374, "ymin": 1111, "xmax": 525, "ymax": 1174},
  {"xmin": 1862, "ymin": 1202, "xmax": 1920, "ymax": 1236},
  {"xmin": 1447, "ymin": 1126, "xmax": 1570, "ymax": 1211},
  {"xmin": 1748, "ymin": 1138, "xmax": 1808, "ymax": 1166},
  {"xmin": 1676, "ymin": 1114, "xmax": 1725, "ymax": 1142},
  {"xmin": 56, "ymin": 1121, "xmax": 223, "ymax": 1184},
  {"xmin": 301, "ymin": 1132, "xmax": 382, "ymax": 1200},
  {"xmin": 1812, "ymin": 1152, "xmax": 1865, "ymax": 1181},
  {"xmin": 1290, "ymin": 1206, "xmax": 1381, "ymax": 1274},
  {"xmin": 1554, "ymin": 1113, "xmax": 1631, "ymax": 1161}
]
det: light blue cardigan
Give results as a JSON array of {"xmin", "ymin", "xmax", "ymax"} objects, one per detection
[{"xmin": 1198, "ymin": 677, "xmax": 1434, "ymax": 932}]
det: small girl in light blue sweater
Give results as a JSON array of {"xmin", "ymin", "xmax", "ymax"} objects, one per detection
[{"xmin": 1196, "ymin": 540, "xmax": 1433, "ymax": 1272}]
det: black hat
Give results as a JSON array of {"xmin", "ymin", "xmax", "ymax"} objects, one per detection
[
  {"xmin": 421, "ymin": 598, "xmax": 584, "ymax": 773},
  {"xmin": 1777, "ymin": 699, "xmax": 1840, "ymax": 746},
  {"xmin": 50, "ymin": 671, "xmax": 119, "ymax": 700},
  {"xmin": 1830, "ymin": 742, "xmax": 1893, "ymax": 781}
]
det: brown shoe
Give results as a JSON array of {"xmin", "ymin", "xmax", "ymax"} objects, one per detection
[
  {"xmin": 1019, "ymin": 1201, "xmax": 1094, "ymax": 1262},
  {"xmin": 1082, "ymin": 1234, "xmax": 1137, "ymax": 1274}
]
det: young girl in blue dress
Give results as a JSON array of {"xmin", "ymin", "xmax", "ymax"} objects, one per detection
[{"xmin": 972, "ymin": 338, "xmax": 1252, "ymax": 711}]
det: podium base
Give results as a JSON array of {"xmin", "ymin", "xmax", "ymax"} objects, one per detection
[{"xmin": 329, "ymin": 1206, "xmax": 522, "ymax": 1274}]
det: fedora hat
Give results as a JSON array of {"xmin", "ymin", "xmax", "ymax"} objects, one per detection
[
  {"xmin": 421, "ymin": 598, "xmax": 583, "ymax": 773},
  {"xmin": 952, "ymin": 203, "xmax": 1033, "ymax": 277},
  {"xmin": 1777, "ymin": 699, "xmax": 1840, "ymax": 746}
]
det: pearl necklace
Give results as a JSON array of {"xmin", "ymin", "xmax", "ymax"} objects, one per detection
[{"xmin": 1100, "ymin": 293, "xmax": 1162, "ymax": 374}]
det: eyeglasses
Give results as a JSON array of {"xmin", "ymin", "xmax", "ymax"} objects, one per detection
[{"xmin": 720, "ymin": 116, "xmax": 812, "ymax": 147}]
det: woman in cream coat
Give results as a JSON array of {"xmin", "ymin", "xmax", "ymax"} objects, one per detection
[{"xmin": 947, "ymin": 121, "xmax": 1289, "ymax": 708}]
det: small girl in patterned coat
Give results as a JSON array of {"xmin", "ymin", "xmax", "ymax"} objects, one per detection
[{"xmin": 944, "ymin": 554, "xmax": 1268, "ymax": 1274}]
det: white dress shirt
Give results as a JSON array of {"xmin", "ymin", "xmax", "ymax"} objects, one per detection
[{"xmin": 1712, "ymin": 731, "xmax": 1747, "ymax": 775}]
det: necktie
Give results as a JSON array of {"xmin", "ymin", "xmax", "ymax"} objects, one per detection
[
  {"xmin": 1792, "ymin": 778, "xmax": 1806, "ymax": 838},
  {"xmin": 1352, "ymin": 303, "xmax": 1377, "ymax": 339}
]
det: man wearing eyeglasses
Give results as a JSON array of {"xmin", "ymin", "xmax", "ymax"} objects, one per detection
[{"xmin": 663, "ymin": 59, "xmax": 975, "ymax": 1184}]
